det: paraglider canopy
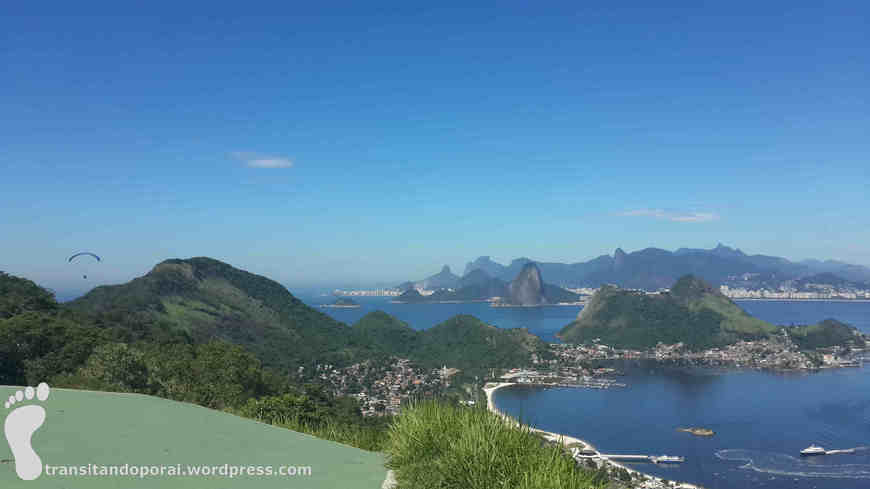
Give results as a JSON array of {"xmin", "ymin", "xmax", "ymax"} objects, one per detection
[{"xmin": 68, "ymin": 252, "xmax": 101, "ymax": 262}]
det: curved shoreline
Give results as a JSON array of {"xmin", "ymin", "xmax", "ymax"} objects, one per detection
[{"xmin": 484, "ymin": 382, "xmax": 702, "ymax": 489}]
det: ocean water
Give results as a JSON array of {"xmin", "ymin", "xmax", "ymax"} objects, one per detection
[
  {"xmin": 302, "ymin": 295, "xmax": 581, "ymax": 342},
  {"xmin": 307, "ymin": 296, "xmax": 870, "ymax": 489}
]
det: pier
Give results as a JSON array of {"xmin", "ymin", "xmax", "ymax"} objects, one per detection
[
  {"xmin": 571, "ymin": 448, "xmax": 684, "ymax": 464},
  {"xmin": 601, "ymin": 454, "xmax": 685, "ymax": 464}
]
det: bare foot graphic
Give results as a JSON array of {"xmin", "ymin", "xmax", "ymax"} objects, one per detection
[{"xmin": 3, "ymin": 383, "xmax": 50, "ymax": 481}]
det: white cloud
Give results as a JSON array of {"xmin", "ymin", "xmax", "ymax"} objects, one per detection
[
  {"xmin": 232, "ymin": 152, "xmax": 294, "ymax": 168},
  {"xmin": 619, "ymin": 209, "xmax": 719, "ymax": 223}
]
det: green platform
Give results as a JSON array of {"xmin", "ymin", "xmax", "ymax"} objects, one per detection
[{"xmin": 1, "ymin": 387, "xmax": 388, "ymax": 488}]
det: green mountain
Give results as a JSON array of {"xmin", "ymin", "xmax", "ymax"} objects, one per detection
[
  {"xmin": 0, "ymin": 271, "xmax": 58, "ymax": 319},
  {"xmin": 354, "ymin": 311, "xmax": 419, "ymax": 357},
  {"xmin": 0, "ymin": 270, "xmax": 392, "ymax": 451},
  {"xmin": 67, "ymin": 257, "xmax": 377, "ymax": 370},
  {"xmin": 354, "ymin": 312, "xmax": 548, "ymax": 374},
  {"xmin": 65, "ymin": 258, "xmax": 547, "ymax": 375},
  {"xmin": 559, "ymin": 275, "xmax": 778, "ymax": 350},
  {"xmin": 788, "ymin": 319, "xmax": 858, "ymax": 350},
  {"xmin": 415, "ymin": 315, "xmax": 549, "ymax": 372}
]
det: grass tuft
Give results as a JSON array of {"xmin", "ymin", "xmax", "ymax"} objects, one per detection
[{"xmin": 385, "ymin": 401, "xmax": 610, "ymax": 489}]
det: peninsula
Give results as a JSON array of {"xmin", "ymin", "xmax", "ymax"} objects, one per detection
[
  {"xmin": 321, "ymin": 297, "xmax": 361, "ymax": 308},
  {"xmin": 558, "ymin": 275, "xmax": 860, "ymax": 352}
]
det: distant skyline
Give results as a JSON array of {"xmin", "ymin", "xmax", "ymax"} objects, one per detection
[
  {"xmin": 17, "ymin": 242, "xmax": 870, "ymax": 302},
  {"xmin": 2, "ymin": 3, "xmax": 868, "ymax": 298}
]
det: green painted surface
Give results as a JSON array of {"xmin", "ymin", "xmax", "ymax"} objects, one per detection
[{"xmin": 1, "ymin": 387, "xmax": 387, "ymax": 488}]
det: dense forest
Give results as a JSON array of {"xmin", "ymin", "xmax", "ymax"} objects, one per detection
[
  {"xmin": 559, "ymin": 275, "xmax": 856, "ymax": 350},
  {"xmin": 355, "ymin": 312, "xmax": 550, "ymax": 377}
]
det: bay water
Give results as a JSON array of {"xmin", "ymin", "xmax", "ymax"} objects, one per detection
[{"xmin": 308, "ymin": 295, "xmax": 870, "ymax": 489}]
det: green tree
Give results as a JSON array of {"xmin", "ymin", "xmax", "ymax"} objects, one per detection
[
  {"xmin": 78, "ymin": 343, "xmax": 149, "ymax": 392},
  {"xmin": 0, "ymin": 272, "xmax": 58, "ymax": 319},
  {"xmin": 190, "ymin": 340, "xmax": 264, "ymax": 409},
  {"xmin": 140, "ymin": 342, "xmax": 197, "ymax": 400},
  {"xmin": 0, "ymin": 311, "xmax": 111, "ymax": 385}
]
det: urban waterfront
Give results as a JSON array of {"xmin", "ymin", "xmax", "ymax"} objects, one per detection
[{"xmin": 309, "ymin": 295, "xmax": 870, "ymax": 489}]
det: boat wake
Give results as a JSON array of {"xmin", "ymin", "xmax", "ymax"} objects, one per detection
[{"xmin": 715, "ymin": 449, "xmax": 870, "ymax": 479}]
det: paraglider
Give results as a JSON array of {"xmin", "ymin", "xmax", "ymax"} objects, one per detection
[
  {"xmin": 69, "ymin": 252, "xmax": 100, "ymax": 279},
  {"xmin": 68, "ymin": 252, "xmax": 101, "ymax": 262}
]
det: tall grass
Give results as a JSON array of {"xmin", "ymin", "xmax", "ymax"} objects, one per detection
[
  {"xmin": 385, "ymin": 401, "xmax": 610, "ymax": 489},
  {"xmin": 225, "ymin": 408, "xmax": 390, "ymax": 452},
  {"xmin": 274, "ymin": 418, "xmax": 389, "ymax": 452}
]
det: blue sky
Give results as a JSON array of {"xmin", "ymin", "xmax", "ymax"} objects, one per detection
[{"xmin": 2, "ymin": 2, "xmax": 868, "ymax": 297}]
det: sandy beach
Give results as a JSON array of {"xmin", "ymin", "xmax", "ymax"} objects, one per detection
[{"xmin": 483, "ymin": 382, "xmax": 702, "ymax": 489}]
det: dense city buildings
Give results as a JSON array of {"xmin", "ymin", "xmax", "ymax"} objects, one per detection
[
  {"xmin": 316, "ymin": 358, "xmax": 455, "ymax": 416},
  {"xmin": 720, "ymin": 284, "xmax": 870, "ymax": 300}
]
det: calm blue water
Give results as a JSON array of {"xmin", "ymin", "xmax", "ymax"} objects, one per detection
[
  {"xmin": 301, "ymin": 295, "xmax": 581, "ymax": 342},
  {"xmin": 307, "ymin": 296, "xmax": 870, "ymax": 489}
]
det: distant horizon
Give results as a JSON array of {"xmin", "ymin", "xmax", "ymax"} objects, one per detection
[{"xmin": 23, "ymin": 241, "xmax": 870, "ymax": 303}]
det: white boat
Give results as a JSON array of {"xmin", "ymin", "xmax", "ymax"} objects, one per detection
[
  {"xmin": 800, "ymin": 444, "xmax": 826, "ymax": 456},
  {"xmin": 651, "ymin": 455, "xmax": 685, "ymax": 463}
]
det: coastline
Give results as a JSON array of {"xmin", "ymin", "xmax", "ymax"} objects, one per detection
[
  {"xmin": 491, "ymin": 302, "xmax": 587, "ymax": 308},
  {"xmin": 733, "ymin": 298, "xmax": 870, "ymax": 303},
  {"xmin": 484, "ymin": 382, "xmax": 702, "ymax": 489}
]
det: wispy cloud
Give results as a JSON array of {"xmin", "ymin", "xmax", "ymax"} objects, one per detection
[
  {"xmin": 232, "ymin": 152, "xmax": 294, "ymax": 169},
  {"xmin": 618, "ymin": 209, "xmax": 719, "ymax": 223}
]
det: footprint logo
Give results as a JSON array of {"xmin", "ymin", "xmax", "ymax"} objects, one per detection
[{"xmin": 4, "ymin": 383, "xmax": 50, "ymax": 481}]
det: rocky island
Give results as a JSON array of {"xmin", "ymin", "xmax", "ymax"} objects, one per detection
[{"xmin": 678, "ymin": 427, "xmax": 715, "ymax": 437}]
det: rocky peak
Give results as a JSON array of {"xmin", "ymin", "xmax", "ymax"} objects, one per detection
[
  {"xmin": 669, "ymin": 274, "xmax": 718, "ymax": 303},
  {"xmin": 712, "ymin": 243, "xmax": 745, "ymax": 258},
  {"xmin": 614, "ymin": 248, "xmax": 628, "ymax": 268},
  {"xmin": 508, "ymin": 262, "xmax": 546, "ymax": 306},
  {"xmin": 463, "ymin": 256, "xmax": 506, "ymax": 278}
]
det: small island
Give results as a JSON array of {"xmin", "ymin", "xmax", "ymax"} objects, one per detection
[
  {"xmin": 678, "ymin": 427, "xmax": 715, "ymax": 437},
  {"xmin": 320, "ymin": 297, "xmax": 361, "ymax": 308}
]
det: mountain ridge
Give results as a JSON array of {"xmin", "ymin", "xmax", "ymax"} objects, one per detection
[
  {"xmin": 462, "ymin": 245, "xmax": 870, "ymax": 290},
  {"xmin": 395, "ymin": 262, "xmax": 579, "ymax": 304},
  {"xmin": 67, "ymin": 257, "xmax": 379, "ymax": 370},
  {"xmin": 64, "ymin": 258, "xmax": 549, "ymax": 374}
]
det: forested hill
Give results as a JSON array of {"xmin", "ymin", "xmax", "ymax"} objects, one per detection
[
  {"xmin": 66, "ymin": 257, "xmax": 379, "ymax": 370},
  {"xmin": 0, "ymin": 271, "xmax": 58, "ymax": 319},
  {"xmin": 558, "ymin": 275, "xmax": 858, "ymax": 351},
  {"xmin": 354, "ymin": 312, "xmax": 549, "ymax": 375},
  {"xmin": 64, "ymin": 258, "xmax": 550, "ymax": 374},
  {"xmin": 558, "ymin": 275, "xmax": 778, "ymax": 350}
]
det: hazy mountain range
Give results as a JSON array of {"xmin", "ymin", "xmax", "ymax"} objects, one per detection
[
  {"xmin": 396, "ymin": 263, "xmax": 579, "ymax": 305},
  {"xmin": 458, "ymin": 244, "xmax": 870, "ymax": 291}
]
